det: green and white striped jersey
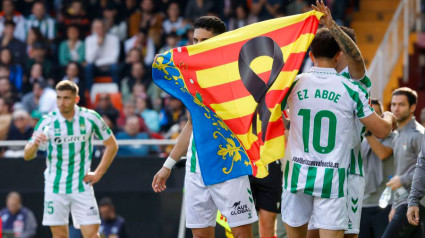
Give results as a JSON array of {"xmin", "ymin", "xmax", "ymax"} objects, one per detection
[
  {"xmin": 341, "ymin": 67, "xmax": 372, "ymax": 177},
  {"xmin": 186, "ymin": 133, "xmax": 200, "ymax": 173},
  {"xmin": 31, "ymin": 106, "xmax": 112, "ymax": 194},
  {"xmin": 283, "ymin": 67, "xmax": 374, "ymax": 198}
]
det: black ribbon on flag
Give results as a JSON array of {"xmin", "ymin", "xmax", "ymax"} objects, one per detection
[{"xmin": 238, "ymin": 36, "xmax": 285, "ymax": 141}]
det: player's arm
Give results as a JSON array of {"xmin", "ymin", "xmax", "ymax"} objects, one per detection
[
  {"xmin": 407, "ymin": 146, "xmax": 425, "ymax": 226},
  {"xmin": 83, "ymin": 135, "xmax": 118, "ymax": 185},
  {"xmin": 360, "ymin": 111, "xmax": 396, "ymax": 139},
  {"xmin": 313, "ymin": 1, "xmax": 365, "ymax": 79},
  {"xmin": 364, "ymin": 134, "xmax": 393, "ymax": 160},
  {"xmin": 24, "ymin": 121, "xmax": 48, "ymax": 161},
  {"xmin": 152, "ymin": 116, "xmax": 193, "ymax": 193}
]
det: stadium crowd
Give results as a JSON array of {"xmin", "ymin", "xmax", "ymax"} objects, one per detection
[{"xmin": 0, "ymin": 0, "xmax": 352, "ymax": 158}]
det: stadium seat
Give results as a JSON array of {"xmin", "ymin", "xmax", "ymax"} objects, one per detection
[
  {"xmin": 94, "ymin": 92, "xmax": 123, "ymax": 112},
  {"xmin": 94, "ymin": 76, "xmax": 113, "ymax": 83},
  {"xmin": 90, "ymin": 83, "xmax": 119, "ymax": 103}
]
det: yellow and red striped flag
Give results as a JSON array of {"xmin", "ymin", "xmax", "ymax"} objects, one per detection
[{"xmin": 153, "ymin": 11, "xmax": 322, "ymax": 185}]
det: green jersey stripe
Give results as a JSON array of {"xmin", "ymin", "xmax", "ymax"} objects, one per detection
[
  {"xmin": 48, "ymin": 141, "xmax": 53, "ymax": 174},
  {"xmin": 290, "ymin": 163, "xmax": 301, "ymax": 193},
  {"xmin": 358, "ymin": 150, "xmax": 363, "ymax": 176},
  {"xmin": 34, "ymin": 116, "xmax": 46, "ymax": 131},
  {"xmin": 349, "ymin": 81, "xmax": 369, "ymax": 98},
  {"xmin": 190, "ymin": 139, "xmax": 197, "ymax": 172},
  {"xmin": 65, "ymin": 121, "xmax": 75, "ymax": 194},
  {"xmin": 322, "ymin": 168, "xmax": 334, "ymax": 198},
  {"xmin": 304, "ymin": 166, "xmax": 317, "ymax": 195},
  {"xmin": 88, "ymin": 119, "xmax": 103, "ymax": 140},
  {"xmin": 341, "ymin": 72, "xmax": 372, "ymax": 89},
  {"xmin": 338, "ymin": 168, "xmax": 345, "ymax": 197},
  {"xmin": 350, "ymin": 149, "xmax": 356, "ymax": 174},
  {"xmin": 53, "ymin": 120, "xmax": 63, "ymax": 193},
  {"xmin": 78, "ymin": 116, "xmax": 86, "ymax": 192},
  {"xmin": 284, "ymin": 161, "xmax": 289, "ymax": 190},
  {"xmin": 342, "ymin": 82, "xmax": 365, "ymax": 118},
  {"xmin": 281, "ymin": 79, "xmax": 299, "ymax": 110}
]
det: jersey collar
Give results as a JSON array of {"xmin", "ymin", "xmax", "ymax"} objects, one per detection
[
  {"xmin": 308, "ymin": 66, "xmax": 338, "ymax": 75},
  {"xmin": 57, "ymin": 105, "xmax": 80, "ymax": 123}
]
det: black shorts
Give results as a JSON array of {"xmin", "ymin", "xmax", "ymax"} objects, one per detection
[{"xmin": 249, "ymin": 160, "xmax": 283, "ymax": 213}]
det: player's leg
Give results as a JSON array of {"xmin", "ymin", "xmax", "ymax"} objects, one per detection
[
  {"xmin": 43, "ymin": 192, "xmax": 71, "ymax": 238},
  {"xmin": 210, "ymin": 175, "xmax": 257, "ymax": 238},
  {"xmin": 185, "ymin": 172, "xmax": 218, "ymax": 237},
  {"xmin": 69, "ymin": 187, "xmax": 101, "ymax": 238},
  {"xmin": 306, "ymin": 229, "xmax": 319, "ymax": 238},
  {"xmin": 310, "ymin": 196, "xmax": 348, "ymax": 238},
  {"xmin": 284, "ymin": 223, "xmax": 308, "ymax": 238},
  {"xmin": 252, "ymin": 161, "xmax": 283, "ymax": 237},
  {"xmin": 231, "ymin": 224, "xmax": 254, "ymax": 238},
  {"xmin": 258, "ymin": 209, "xmax": 277, "ymax": 237},
  {"xmin": 319, "ymin": 229, "xmax": 344, "ymax": 238},
  {"xmin": 191, "ymin": 227, "xmax": 215, "ymax": 238},
  {"xmin": 50, "ymin": 225, "xmax": 69, "ymax": 238},
  {"xmin": 281, "ymin": 190, "xmax": 314, "ymax": 238},
  {"xmin": 80, "ymin": 224, "xmax": 100, "ymax": 238}
]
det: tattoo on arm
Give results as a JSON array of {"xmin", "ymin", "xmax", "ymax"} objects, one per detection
[{"xmin": 328, "ymin": 23, "xmax": 363, "ymax": 62}]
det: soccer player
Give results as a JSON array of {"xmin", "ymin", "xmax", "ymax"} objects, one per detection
[
  {"xmin": 152, "ymin": 16, "xmax": 257, "ymax": 238},
  {"xmin": 24, "ymin": 80, "xmax": 118, "ymax": 238},
  {"xmin": 280, "ymin": 4, "xmax": 394, "ymax": 238}
]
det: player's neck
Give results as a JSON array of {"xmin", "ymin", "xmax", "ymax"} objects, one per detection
[
  {"xmin": 61, "ymin": 109, "xmax": 76, "ymax": 122},
  {"xmin": 314, "ymin": 59, "xmax": 336, "ymax": 69}
]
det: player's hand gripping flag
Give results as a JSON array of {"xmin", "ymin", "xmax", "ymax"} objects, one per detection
[{"xmin": 153, "ymin": 11, "xmax": 323, "ymax": 185}]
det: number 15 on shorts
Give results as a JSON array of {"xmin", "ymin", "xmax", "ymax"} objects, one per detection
[{"xmin": 45, "ymin": 201, "xmax": 54, "ymax": 214}]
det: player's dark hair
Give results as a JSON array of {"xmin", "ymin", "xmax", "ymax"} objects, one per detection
[
  {"xmin": 340, "ymin": 26, "xmax": 356, "ymax": 43},
  {"xmin": 310, "ymin": 28, "xmax": 341, "ymax": 59},
  {"xmin": 194, "ymin": 16, "xmax": 226, "ymax": 36},
  {"xmin": 56, "ymin": 80, "xmax": 79, "ymax": 95},
  {"xmin": 392, "ymin": 87, "xmax": 418, "ymax": 106},
  {"xmin": 370, "ymin": 98, "xmax": 383, "ymax": 112}
]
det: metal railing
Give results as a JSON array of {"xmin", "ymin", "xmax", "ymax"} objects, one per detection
[{"xmin": 368, "ymin": 0, "xmax": 421, "ymax": 100}]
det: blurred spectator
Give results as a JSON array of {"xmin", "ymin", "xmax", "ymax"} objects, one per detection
[
  {"xmin": 58, "ymin": 25, "xmax": 85, "ymax": 67},
  {"xmin": 120, "ymin": 48, "xmax": 143, "ymax": 80},
  {"xmin": 103, "ymin": 3, "xmax": 127, "ymax": 42},
  {"xmin": 0, "ymin": 20, "xmax": 26, "ymax": 66},
  {"xmin": 165, "ymin": 114, "xmax": 188, "ymax": 153},
  {"xmin": 26, "ymin": 27, "xmax": 46, "ymax": 60},
  {"xmin": 0, "ymin": 0, "xmax": 26, "ymax": 42},
  {"xmin": 128, "ymin": 0, "xmax": 163, "ymax": 38},
  {"xmin": 95, "ymin": 93, "xmax": 120, "ymax": 127},
  {"xmin": 0, "ymin": 96, "xmax": 12, "ymax": 140},
  {"xmin": 26, "ymin": 41, "xmax": 53, "ymax": 82},
  {"xmin": 0, "ymin": 191, "xmax": 37, "ymax": 238},
  {"xmin": 124, "ymin": 29, "xmax": 155, "ymax": 66},
  {"xmin": 162, "ymin": 2, "xmax": 185, "ymax": 34},
  {"xmin": 251, "ymin": 0, "xmax": 282, "ymax": 21},
  {"xmin": 159, "ymin": 32, "xmax": 178, "ymax": 53},
  {"xmin": 116, "ymin": 115, "xmax": 152, "ymax": 157},
  {"xmin": 116, "ymin": 100, "xmax": 149, "ymax": 133},
  {"xmin": 102, "ymin": 114, "xmax": 117, "ymax": 134},
  {"xmin": 60, "ymin": 0, "xmax": 90, "ymax": 38},
  {"xmin": 22, "ymin": 63, "xmax": 45, "ymax": 94},
  {"xmin": 4, "ymin": 110, "xmax": 34, "ymax": 158},
  {"xmin": 121, "ymin": 62, "xmax": 151, "ymax": 102},
  {"xmin": 61, "ymin": 62, "xmax": 86, "ymax": 106},
  {"xmin": 0, "ymin": 74, "xmax": 18, "ymax": 102},
  {"xmin": 1, "ymin": 48, "xmax": 24, "ymax": 93},
  {"xmin": 421, "ymin": 107, "xmax": 425, "ymax": 127},
  {"xmin": 159, "ymin": 96, "xmax": 185, "ymax": 132},
  {"xmin": 99, "ymin": 197, "xmax": 129, "ymax": 238},
  {"xmin": 286, "ymin": 0, "xmax": 309, "ymax": 15},
  {"xmin": 123, "ymin": 82, "xmax": 146, "ymax": 104},
  {"xmin": 21, "ymin": 80, "xmax": 56, "ymax": 116},
  {"xmin": 25, "ymin": 2, "xmax": 56, "ymax": 41},
  {"xmin": 85, "ymin": 19, "xmax": 120, "ymax": 90},
  {"xmin": 185, "ymin": 0, "xmax": 216, "ymax": 20},
  {"xmin": 135, "ymin": 95, "xmax": 159, "ymax": 132},
  {"xmin": 227, "ymin": 4, "xmax": 258, "ymax": 31}
]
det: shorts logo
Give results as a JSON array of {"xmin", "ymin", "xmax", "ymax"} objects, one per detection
[
  {"xmin": 87, "ymin": 206, "xmax": 99, "ymax": 216},
  {"xmin": 230, "ymin": 201, "xmax": 251, "ymax": 216},
  {"xmin": 348, "ymin": 218, "xmax": 353, "ymax": 230}
]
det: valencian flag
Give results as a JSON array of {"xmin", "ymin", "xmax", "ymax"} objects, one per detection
[{"xmin": 153, "ymin": 11, "xmax": 323, "ymax": 185}]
